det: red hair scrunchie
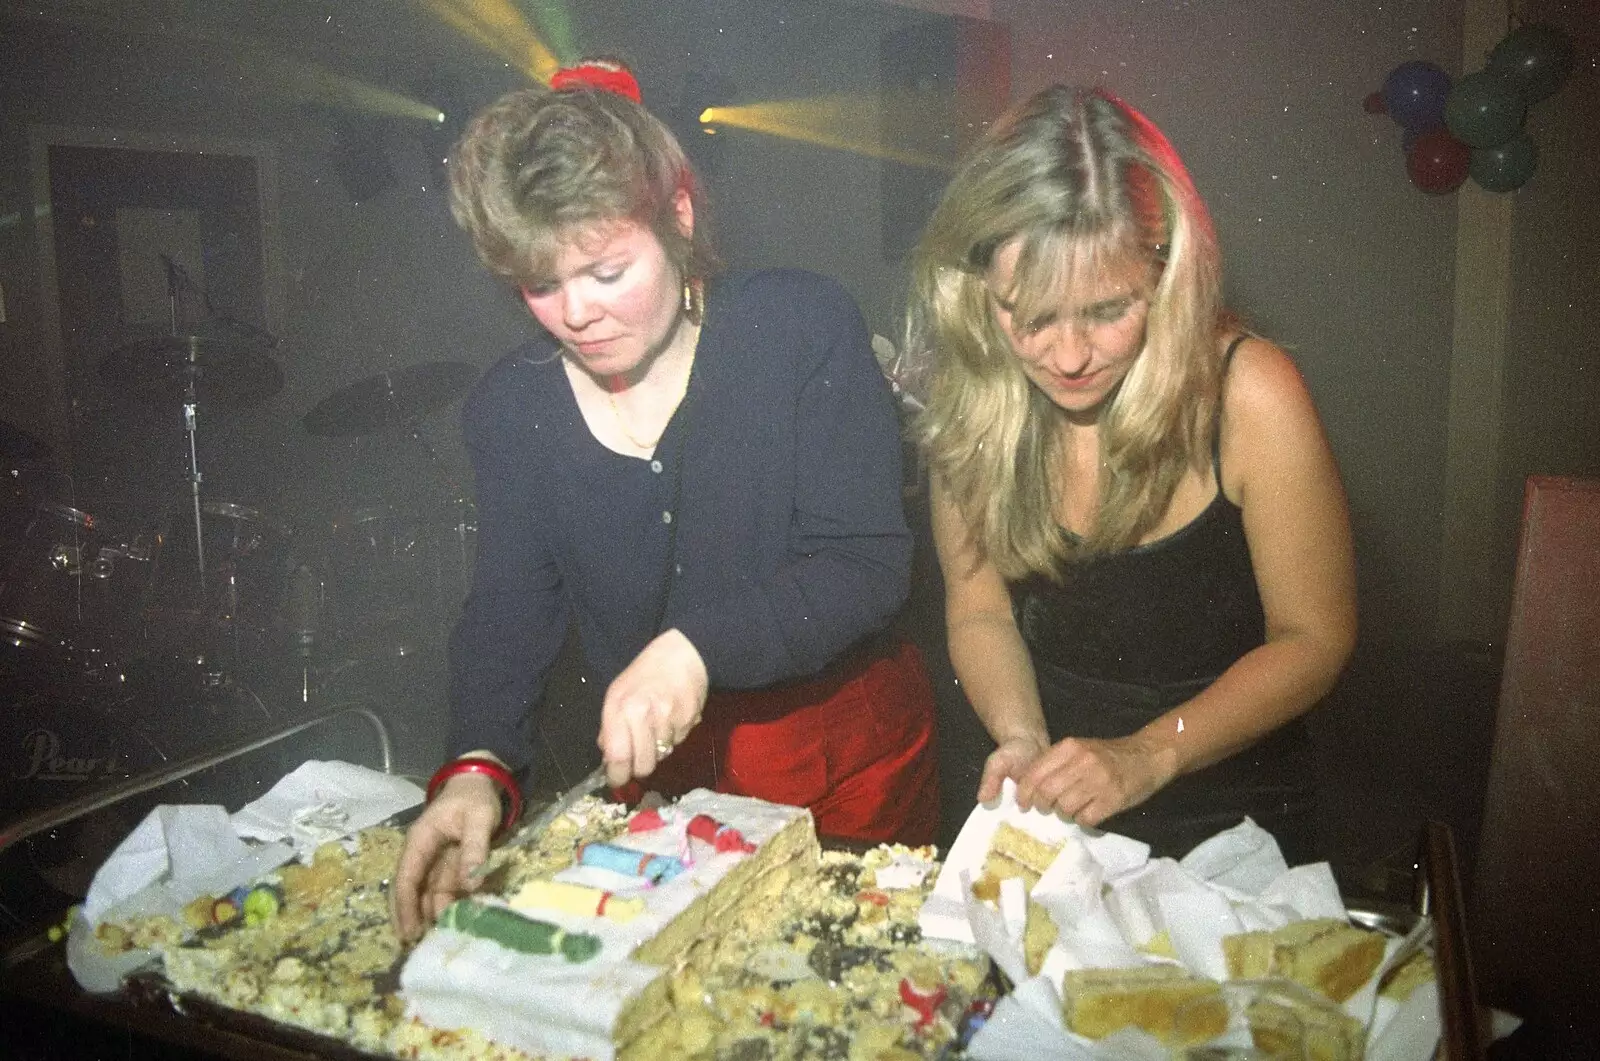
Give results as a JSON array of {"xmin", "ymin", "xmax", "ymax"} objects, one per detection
[{"xmin": 550, "ymin": 61, "xmax": 643, "ymax": 103}]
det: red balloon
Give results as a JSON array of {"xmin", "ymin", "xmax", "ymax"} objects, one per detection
[
  {"xmin": 1363, "ymin": 90, "xmax": 1387, "ymax": 115},
  {"xmin": 1406, "ymin": 129, "xmax": 1470, "ymax": 194}
]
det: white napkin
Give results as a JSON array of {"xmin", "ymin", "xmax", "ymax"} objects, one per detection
[{"xmin": 231, "ymin": 759, "xmax": 423, "ymax": 855}]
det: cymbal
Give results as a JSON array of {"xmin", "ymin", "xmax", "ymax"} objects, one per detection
[
  {"xmin": 0, "ymin": 419, "xmax": 50, "ymax": 461},
  {"xmin": 99, "ymin": 334, "xmax": 283, "ymax": 409},
  {"xmin": 303, "ymin": 361, "xmax": 478, "ymax": 437}
]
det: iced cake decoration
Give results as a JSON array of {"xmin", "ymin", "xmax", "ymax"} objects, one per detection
[
  {"xmin": 575, "ymin": 842, "xmax": 686, "ymax": 882},
  {"xmin": 437, "ymin": 900, "xmax": 602, "ymax": 962}
]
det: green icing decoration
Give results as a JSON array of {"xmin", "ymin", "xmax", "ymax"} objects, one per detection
[
  {"xmin": 438, "ymin": 901, "xmax": 602, "ymax": 963},
  {"xmin": 242, "ymin": 885, "xmax": 281, "ymax": 926}
]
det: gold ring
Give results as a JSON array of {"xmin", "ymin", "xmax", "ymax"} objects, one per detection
[{"xmin": 654, "ymin": 739, "xmax": 674, "ymax": 757}]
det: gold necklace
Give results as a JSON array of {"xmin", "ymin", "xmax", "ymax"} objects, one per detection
[{"xmin": 608, "ymin": 351, "xmax": 694, "ymax": 452}]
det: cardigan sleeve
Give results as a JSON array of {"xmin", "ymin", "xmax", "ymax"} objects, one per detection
[
  {"xmin": 672, "ymin": 272, "xmax": 912, "ymax": 686},
  {"xmin": 445, "ymin": 361, "xmax": 571, "ymax": 773}
]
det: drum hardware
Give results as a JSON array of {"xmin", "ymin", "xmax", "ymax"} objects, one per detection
[
  {"xmin": 301, "ymin": 362, "xmax": 479, "ymax": 662},
  {"xmin": 92, "ymin": 256, "xmax": 284, "ymax": 691},
  {"xmin": 301, "ymin": 361, "xmax": 477, "ymax": 438}
]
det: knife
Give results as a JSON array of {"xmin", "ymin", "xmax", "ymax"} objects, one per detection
[{"xmin": 468, "ymin": 763, "xmax": 610, "ymax": 881}]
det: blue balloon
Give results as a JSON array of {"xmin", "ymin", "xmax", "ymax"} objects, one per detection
[
  {"xmin": 1382, "ymin": 61, "xmax": 1453, "ymax": 133},
  {"xmin": 1470, "ymin": 133, "xmax": 1538, "ymax": 193}
]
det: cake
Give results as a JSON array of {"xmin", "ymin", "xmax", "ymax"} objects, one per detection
[
  {"xmin": 1245, "ymin": 984, "xmax": 1367, "ymax": 1061},
  {"xmin": 1222, "ymin": 917, "xmax": 1387, "ymax": 1004},
  {"xmin": 1059, "ymin": 964, "xmax": 1229, "ymax": 1045},
  {"xmin": 126, "ymin": 827, "xmax": 409, "ymax": 1051},
  {"xmin": 398, "ymin": 789, "xmax": 820, "ymax": 1060},
  {"xmin": 92, "ymin": 789, "xmax": 993, "ymax": 1061},
  {"xmin": 969, "ymin": 822, "xmax": 1063, "ymax": 902},
  {"xmin": 1021, "ymin": 899, "xmax": 1057, "ymax": 977},
  {"xmin": 1377, "ymin": 947, "xmax": 1435, "ymax": 1001}
]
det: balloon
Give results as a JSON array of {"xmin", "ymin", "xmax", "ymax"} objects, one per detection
[
  {"xmin": 1470, "ymin": 133, "xmax": 1538, "ymax": 193},
  {"xmin": 1445, "ymin": 71, "xmax": 1527, "ymax": 148},
  {"xmin": 1406, "ymin": 129, "xmax": 1470, "ymax": 194},
  {"xmin": 1363, "ymin": 90, "xmax": 1387, "ymax": 115},
  {"xmin": 1488, "ymin": 23, "xmax": 1576, "ymax": 104},
  {"xmin": 1382, "ymin": 61, "xmax": 1453, "ymax": 133}
]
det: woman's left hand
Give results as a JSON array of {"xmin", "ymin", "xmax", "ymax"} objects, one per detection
[
  {"xmin": 1013, "ymin": 732, "xmax": 1178, "ymax": 828},
  {"xmin": 598, "ymin": 628, "xmax": 709, "ymax": 787}
]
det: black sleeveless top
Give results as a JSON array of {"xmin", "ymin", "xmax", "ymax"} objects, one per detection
[{"xmin": 1012, "ymin": 337, "xmax": 1262, "ymax": 688}]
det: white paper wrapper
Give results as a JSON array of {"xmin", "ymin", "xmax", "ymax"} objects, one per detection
[
  {"xmin": 231, "ymin": 759, "xmax": 424, "ymax": 855},
  {"xmin": 932, "ymin": 792, "xmax": 1448, "ymax": 1061}
]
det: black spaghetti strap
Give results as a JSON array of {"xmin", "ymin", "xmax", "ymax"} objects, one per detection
[{"xmin": 1212, "ymin": 335, "xmax": 1248, "ymax": 481}]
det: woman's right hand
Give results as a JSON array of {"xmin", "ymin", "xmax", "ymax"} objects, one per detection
[
  {"xmin": 391, "ymin": 773, "xmax": 502, "ymax": 942},
  {"xmin": 977, "ymin": 734, "xmax": 1049, "ymax": 803}
]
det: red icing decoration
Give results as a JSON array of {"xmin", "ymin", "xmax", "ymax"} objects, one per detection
[
  {"xmin": 898, "ymin": 977, "xmax": 948, "ymax": 1030},
  {"xmin": 856, "ymin": 889, "xmax": 890, "ymax": 906},
  {"xmin": 550, "ymin": 62, "xmax": 643, "ymax": 103},
  {"xmin": 627, "ymin": 808, "xmax": 666, "ymax": 833},
  {"xmin": 686, "ymin": 813, "xmax": 756, "ymax": 853}
]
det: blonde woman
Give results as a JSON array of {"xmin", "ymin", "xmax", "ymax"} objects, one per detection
[{"xmin": 908, "ymin": 86, "xmax": 1355, "ymax": 860}]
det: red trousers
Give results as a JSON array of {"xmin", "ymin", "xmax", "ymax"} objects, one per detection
[{"xmin": 622, "ymin": 636, "xmax": 939, "ymax": 846}]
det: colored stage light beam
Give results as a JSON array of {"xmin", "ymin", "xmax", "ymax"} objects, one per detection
[
  {"xmin": 9, "ymin": 5, "xmax": 445, "ymax": 123},
  {"xmin": 223, "ymin": 49, "xmax": 446, "ymax": 123},
  {"xmin": 421, "ymin": 0, "xmax": 562, "ymax": 84},
  {"xmin": 696, "ymin": 92, "xmax": 961, "ymax": 171}
]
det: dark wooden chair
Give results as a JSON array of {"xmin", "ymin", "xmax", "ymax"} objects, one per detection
[{"xmin": 1470, "ymin": 475, "xmax": 1600, "ymax": 1053}]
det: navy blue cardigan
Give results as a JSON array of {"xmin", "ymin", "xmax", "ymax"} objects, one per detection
[{"xmin": 446, "ymin": 270, "xmax": 912, "ymax": 773}]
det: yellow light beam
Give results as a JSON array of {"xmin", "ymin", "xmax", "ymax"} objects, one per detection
[
  {"xmin": 223, "ymin": 50, "xmax": 446, "ymax": 123},
  {"xmin": 9, "ymin": 6, "xmax": 446, "ymax": 123},
  {"xmin": 699, "ymin": 92, "xmax": 962, "ymax": 170},
  {"xmin": 420, "ymin": 0, "xmax": 561, "ymax": 84}
]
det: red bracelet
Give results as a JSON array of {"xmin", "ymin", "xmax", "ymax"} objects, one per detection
[{"xmin": 426, "ymin": 757, "xmax": 524, "ymax": 838}]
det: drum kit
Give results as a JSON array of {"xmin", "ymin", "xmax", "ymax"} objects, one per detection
[{"xmin": 1, "ymin": 282, "xmax": 479, "ymax": 712}]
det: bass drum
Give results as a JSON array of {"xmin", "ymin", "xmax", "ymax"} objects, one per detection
[
  {"xmin": 135, "ymin": 499, "xmax": 292, "ymax": 668},
  {"xmin": 319, "ymin": 499, "xmax": 475, "ymax": 660}
]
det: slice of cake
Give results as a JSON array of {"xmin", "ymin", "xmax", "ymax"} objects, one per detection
[
  {"xmin": 1022, "ymin": 899, "xmax": 1058, "ymax": 977},
  {"xmin": 1061, "ymin": 964, "xmax": 1228, "ymax": 1045},
  {"xmin": 1246, "ymin": 985, "xmax": 1367, "ymax": 1061},
  {"xmin": 1223, "ymin": 917, "xmax": 1386, "ymax": 1003},
  {"xmin": 1378, "ymin": 947, "xmax": 1436, "ymax": 1001},
  {"xmin": 398, "ymin": 789, "xmax": 819, "ymax": 1061},
  {"xmin": 970, "ymin": 822, "xmax": 1063, "ymax": 902}
]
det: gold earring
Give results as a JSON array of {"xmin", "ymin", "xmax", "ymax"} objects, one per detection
[{"xmin": 682, "ymin": 278, "xmax": 704, "ymax": 323}]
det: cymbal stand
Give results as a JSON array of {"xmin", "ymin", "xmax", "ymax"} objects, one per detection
[
  {"xmin": 163, "ymin": 257, "xmax": 208, "ymax": 591},
  {"xmin": 181, "ymin": 337, "xmax": 208, "ymax": 590},
  {"xmin": 406, "ymin": 423, "xmax": 473, "ymax": 595},
  {"xmin": 164, "ymin": 257, "xmax": 240, "ymax": 683}
]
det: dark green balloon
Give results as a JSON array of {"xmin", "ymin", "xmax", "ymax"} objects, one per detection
[
  {"xmin": 1469, "ymin": 133, "xmax": 1538, "ymax": 193},
  {"xmin": 1488, "ymin": 23, "xmax": 1576, "ymax": 104},
  {"xmin": 1445, "ymin": 71, "xmax": 1527, "ymax": 148}
]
